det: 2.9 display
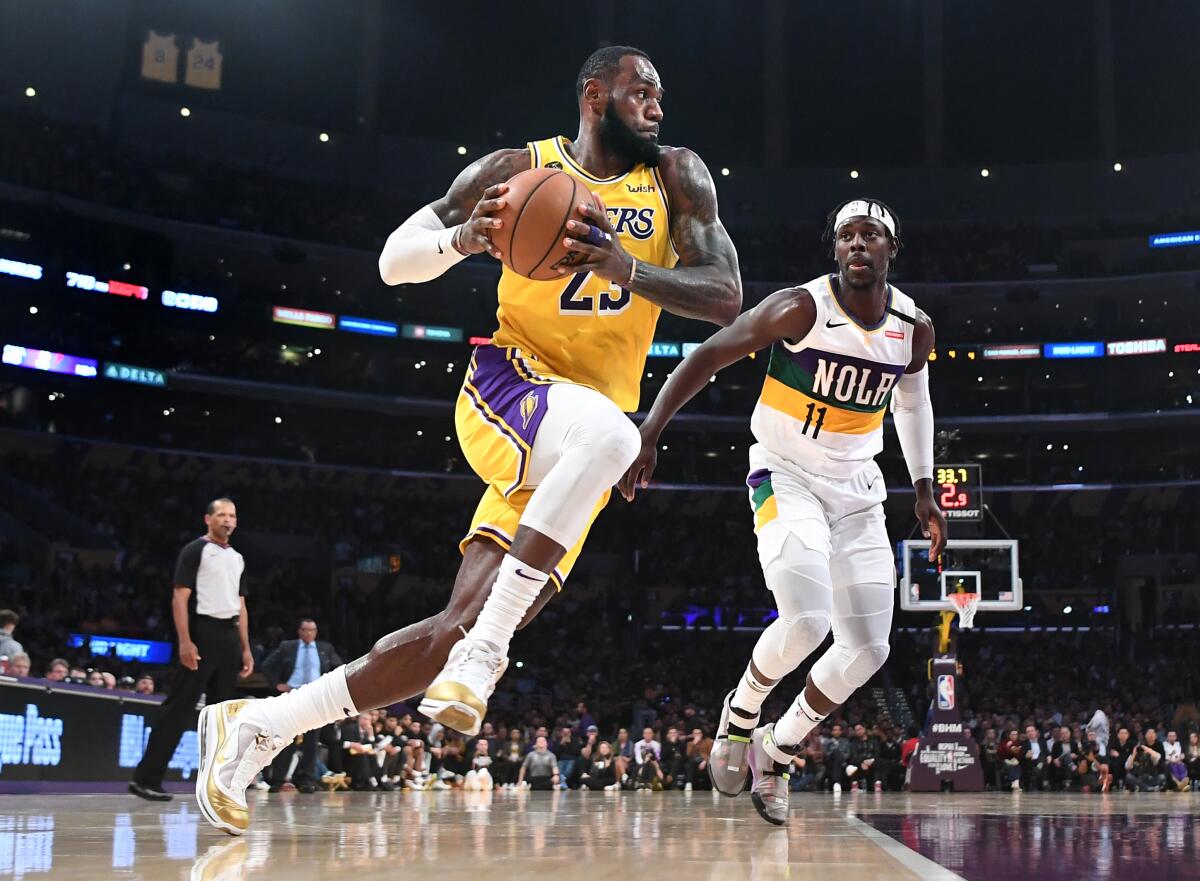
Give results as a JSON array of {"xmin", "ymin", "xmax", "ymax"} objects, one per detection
[{"xmin": 935, "ymin": 464, "xmax": 983, "ymax": 522}]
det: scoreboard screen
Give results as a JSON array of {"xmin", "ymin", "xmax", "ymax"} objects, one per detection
[{"xmin": 935, "ymin": 464, "xmax": 983, "ymax": 522}]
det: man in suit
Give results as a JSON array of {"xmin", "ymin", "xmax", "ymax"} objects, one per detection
[{"xmin": 261, "ymin": 619, "xmax": 344, "ymax": 792}]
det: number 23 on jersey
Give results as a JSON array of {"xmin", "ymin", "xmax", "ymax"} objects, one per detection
[{"xmin": 558, "ymin": 271, "xmax": 632, "ymax": 316}]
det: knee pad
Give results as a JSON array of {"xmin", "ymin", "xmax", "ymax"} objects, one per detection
[
  {"xmin": 751, "ymin": 612, "xmax": 830, "ymax": 680},
  {"xmin": 592, "ymin": 416, "xmax": 641, "ymax": 473},
  {"xmin": 842, "ymin": 640, "xmax": 890, "ymax": 689},
  {"xmin": 809, "ymin": 639, "xmax": 891, "ymax": 706}
]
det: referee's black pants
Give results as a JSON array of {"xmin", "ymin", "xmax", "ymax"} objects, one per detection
[{"xmin": 134, "ymin": 616, "xmax": 242, "ymax": 788}]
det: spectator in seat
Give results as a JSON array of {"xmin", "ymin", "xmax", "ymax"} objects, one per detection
[
  {"xmin": 579, "ymin": 741, "xmax": 618, "ymax": 791},
  {"xmin": 997, "ymin": 728, "xmax": 1023, "ymax": 791},
  {"xmin": 685, "ymin": 726, "xmax": 713, "ymax": 791},
  {"xmin": 1021, "ymin": 724, "xmax": 1048, "ymax": 791},
  {"xmin": 134, "ymin": 674, "xmax": 155, "ymax": 695},
  {"xmin": 44, "ymin": 659, "xmax": 69, "ymax": 682},
  {"xmin": 1049, "ymin": 726, "xmax": 1077, "ymax": 791},
  {"xmin": 1125, "ymin": 729, "xmax": 1165, "ymax": 792},
  {"xmin": 1163, "ymin": 730, "xmax": 1189, "ymax": 791},
  {"xmin": 979, "ymin": 728, "xmax": 1000, "ymax": 790},
  {"xmin": 341, "ymin": 713, "xmax": 393, "ymax": 791},
  {"xmin": 1186, "ymin": 732, "xmax": 1200, "ymax": 791},
  {"xmin": 518, "ymin": 736, "xmax": 559, "ymax": 790},
  {"xmin": 553, "ymin": 726, "xmax": 580, "ymax": 790},
  {"xmin": 823, "ymin": 723, "xmax": 851, "ymax": 792},
  {"xmin": 8, "ymin": 652, "xmax": 30, "ymax": 678},
  {"xmin": 660, "ymin": 726, "xmax": 687, "ymax": 790},
  {"xmin": 790, "ymin": 737, "xmax": 827, "ymax": 792},
  {"xmin": 86, "ymin": 669, "xmax": 105, "ymax": 688},
  {"xmin": 846, "ymin": 723, "xmax": 880, "ymax": 791},
  {"xmin": 882, "ymin": 726, "xmax": 906, "ymax": 791},
  {"xmin": 0, "ymin": 609, "xmax": 23, "ymax": 659},
  {"xmin": 493, "ymin": 728, "xmax": 526, "ymax": 789},
  {"xmin": 900, "ymin": 726, "xmax": 921, "ymax": 790},
  {"xmin": 615, "ymin": 728, "xmax": 634, "ymax": 763},
  {"xmin": 463, "ymin": 738, "xmax": 494, "ymax": 790},
  {"xmin": 1108, "ymin": 726, "xmax": 1134, "ymax": 791}
]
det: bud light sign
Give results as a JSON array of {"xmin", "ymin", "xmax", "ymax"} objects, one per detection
[{"xmin": 937, "ymin": 674, "xmax": 955, "ymax": 710}]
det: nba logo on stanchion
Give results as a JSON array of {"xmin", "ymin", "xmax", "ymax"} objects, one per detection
[{"xmin": 937, "ymin": 675, "xmax": 955, "ymax": 710}]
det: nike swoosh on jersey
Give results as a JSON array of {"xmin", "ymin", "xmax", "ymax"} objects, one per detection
[{"xmin": 826, "ymin": 319, "xmax": 848, "ymax": 328}]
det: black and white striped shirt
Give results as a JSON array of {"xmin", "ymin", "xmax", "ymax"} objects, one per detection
[{"xmin": 174, "ymin": 537, "xmax": 245, "ymax": 620}]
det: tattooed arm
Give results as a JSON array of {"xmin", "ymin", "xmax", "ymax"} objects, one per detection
[{"xmin": 561, "ymin": 146, "xmax": 742, "ymax": 326}]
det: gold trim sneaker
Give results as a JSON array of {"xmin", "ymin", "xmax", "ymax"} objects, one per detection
[
  {"xmin": 196, "ymin": 700, "xmax": 288, "ymax": 836},
  {"xmin": 418, "ymin": 630, "xmax": 507, "ymax": 737}
]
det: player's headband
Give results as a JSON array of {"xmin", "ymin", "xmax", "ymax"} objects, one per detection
[{"xmin": 834, "ymin": 200, "xmax": 896, "ymax": 236}]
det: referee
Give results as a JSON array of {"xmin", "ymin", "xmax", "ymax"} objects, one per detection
[{"xmin": 130, "ymin": 497, "xmax": 253, "ymax": 801}]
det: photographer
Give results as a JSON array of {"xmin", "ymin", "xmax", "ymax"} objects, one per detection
[
  {"xmin": 634, "ymin": 742, "xmax": 664, "ymax": 791},
  {"xmin": 1125, "ymin": 729, "xmax": 1166, "ymax": 792}
]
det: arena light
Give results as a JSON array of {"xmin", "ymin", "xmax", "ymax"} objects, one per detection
[
  {"xmin": 980, "ymin": 168, "xmax": 990, "ymax": 178},
  {"xmin": 1043, "ymin": 341, "xmax": 1103, "ymax": 359},
  {"xmin": 66, "ymin": 271, "xmax": 148, "ymax": 300},
  {"xmin": 103, "ymin": 362, "xmax": 167, "ymax": 387},
  {"xmin": 402, "ymin": 323, "xmax": 463, "ymax": 342},
  {"xmin": 850, "ymin": 170, "xmax": 859, "ymax": 180},
  {"xmin": 338, "ymin": 315, "xmax": 398, "ymax": 337},
  {"xmin": 272, "ymin": 305, "xmax": 336, "ymax": 330},
  {"xmin": 25, "ymin": 86, "xmax": 37, "ymax": 98},
  {"xmin": 180, "ymin": 106, "xmax": 191, "ymax": 117},
  {"xmin": 319, "ymin": 132, "xmax": 330, "ymax": 143},
  {"xmin": 1149, "ymin": 230, "xmax": 1200, "ymax": 248},
  {"xmin": 1106, "ymin": 338, "xmax": 1166, "ymax": 357},
  {"xmin": 720, "ymin": 167, "xmax": 730, "ymax": 177},
  {"xmin": 162, "ymin": 290, "xmax": 219, "ymax": 312},
  {"xmin": 3, "ymin": 344, "xmax": 97, "ymax": 377},
  {"xmin": 0, "ymin": 257, "xmax": 43, "ymax": 280},
  {"xmin": 1112, "ymin": 162, "xmax": 1123, "ymax": 172},
  {"xmin": 981, "ymin": 344, "xmax": 1040, "ymax": 360},
  {"xmin": 456, "ymin": 146, "xmax": 467, "ymax": 155}
]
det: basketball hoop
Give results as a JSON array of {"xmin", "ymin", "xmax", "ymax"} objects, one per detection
[{"xmin": 950, "ymin": 592, "xmax": 980, "ymax": 629}]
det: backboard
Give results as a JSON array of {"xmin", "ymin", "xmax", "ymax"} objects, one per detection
[{"xmin": 899, "ymin": 539, "xmax": 1022, "ymax": 612}]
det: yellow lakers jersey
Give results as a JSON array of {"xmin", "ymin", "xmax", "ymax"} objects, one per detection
[{"xmin": 491, "ymin": 136, "xmax": 678, "ymax": 412}]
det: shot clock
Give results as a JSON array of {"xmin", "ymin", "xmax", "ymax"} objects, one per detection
[{"xmin": 935, "ymin": 464, "xmax": 983, "ymax": 522}]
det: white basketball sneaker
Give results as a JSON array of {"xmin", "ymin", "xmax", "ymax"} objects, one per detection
[
  {"xmin": 418, "ymin": 631, "xmax": 508, "ymax": 737},
  {"xmin": 195, "ymin": 700, "xmax": 288, "ymax": 836}
]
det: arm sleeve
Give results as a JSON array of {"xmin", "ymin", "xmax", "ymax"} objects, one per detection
[
  {"xmin": 378, "ymin": 204, "xmax": 468, "ymax": 285},
  {"xmin": 173, "ymin": 541, "xmax": 203, "ymax": 589},
  {"xmin": 891, "ymin": 366, "xmax": 934, "ymax": 484}
]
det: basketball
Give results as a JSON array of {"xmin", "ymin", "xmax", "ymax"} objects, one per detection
[{"xmin": 488, "ymin": 167, "xmax": 598, "ymax": 281}]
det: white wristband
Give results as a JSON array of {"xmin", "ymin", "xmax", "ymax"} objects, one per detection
[{"xmin": 378, "ymin": 204, "xmax": 468, "ymax": 285}]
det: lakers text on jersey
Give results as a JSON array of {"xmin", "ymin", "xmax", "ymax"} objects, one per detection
[{"xmin": 490, "ymin": 135, "xmax": 678, "ymax": 413}]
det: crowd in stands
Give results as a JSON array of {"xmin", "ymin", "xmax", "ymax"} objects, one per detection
[
  {"xmin": 4, "ymin": 108, "xmax": 1200, "ymax": 284},
  {"xmin": 2, "ymin": 431, "xmax": 1197, "ymax": 797}
]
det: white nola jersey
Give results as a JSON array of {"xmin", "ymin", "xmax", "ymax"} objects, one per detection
[{"xmin": 750, "ymin": 274, "xmax": 918, "ymax": 479}]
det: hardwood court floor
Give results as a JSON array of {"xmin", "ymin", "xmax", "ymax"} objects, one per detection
[{"xmin": 1, "ymin": 790, "xmax": 1197, "ymax": 880}]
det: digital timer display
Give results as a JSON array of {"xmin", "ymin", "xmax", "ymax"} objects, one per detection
[{"xmin": 935, "ymin": 464, "xmax": 983, "ymax": 522}]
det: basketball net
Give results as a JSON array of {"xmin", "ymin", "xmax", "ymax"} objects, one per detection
[{"xmin": 950, "ymin": 592, "xmax": 980, "ymax": 629}]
